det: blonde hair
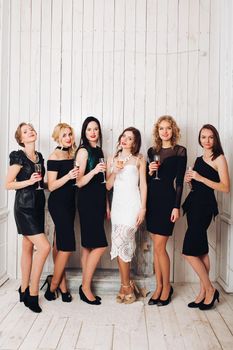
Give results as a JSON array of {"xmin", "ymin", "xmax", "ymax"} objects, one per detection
[
  {"xmin": 52, "ymin": 123, "xmax": 77, "ymax": 157},
  {"xmin": 153, "ymin": 115, "xmax": 180, "ymax": 152},
  {"xmin": 15, "ymin": 122, "xmax": 36, "ymax": 147}
]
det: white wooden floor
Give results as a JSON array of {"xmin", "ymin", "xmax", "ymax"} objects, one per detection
[{"xmin": 0, "ymin": 280, "xmax": 233, "ymax": 350}]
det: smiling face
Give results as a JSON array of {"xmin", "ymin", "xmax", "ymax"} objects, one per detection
[
  {"xmin": 120, "ymin": 131, "xmax": 135, "ymax": 151},
  {"xmin": 85, "ymin": 121, "xmax": 100, "ymax": 143},
  {"xmin": 199, "ymin": 128, "xmax": 214, "ymax": 151},
  {"xmin": 20, "ymin": 124, "xmax": 37, "ymax": 146},
  {"xmin": 158, "ymin": 120, "xmax": 173, "ymax": 142},
  {"xmin": 59, "ymin": 127, "xmax": 74, "ymax": 148}
]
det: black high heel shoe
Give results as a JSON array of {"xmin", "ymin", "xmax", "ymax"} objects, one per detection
[
  {"xmin": 157, "ymin": 286, "xmax": 174, "ymax": 306},
  {"xmin": 148, "ymin": 292, "xmax": 161, "ymax": 305},
  {"xmin": 18, "ymin": 286, "xmax": 28, "ymax": 302},
  {"xmin": 79, "ymin": 285, "xmax": 101, "ymax": 305},
  {"xmin": 79, "ymin": 285, "xmax": 101, "ymax": 301},
  {"xmin": 188, "ymin": 298, "xmax": 205, "ymax": 308},
  {"xmin": 57, "ymin": 288, "xmax": 72, "ymax": 303},
  {"xmin": 40, "ymin": 275, "xmax": 57, "ymax": 301},
  {"xmin": 24, "ymin": 287, "xmax": 42, "ymax": 313},
  {"xmin": 199, "ymin": 289, "xmax": 219, "ymax": 310}
]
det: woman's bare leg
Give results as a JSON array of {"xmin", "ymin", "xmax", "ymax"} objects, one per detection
[
  {"xmin": 153, "ymin": 234, "xmax": 170, "ymax": 300},
  {"xmin": 21, "ymin": 236, "xmax": 33, "ymax": 291},
  {"xmin": 151, "ymin": 234, "xmax": 163, "ymax": 299}
]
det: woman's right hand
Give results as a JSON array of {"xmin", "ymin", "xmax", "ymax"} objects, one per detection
[
  {"xmin": 29, "ymin": 172, "xmax": 42, "ymax": 185},
  {"xmin": 68, "ymin": 167, "xmax": 79, "ymax": 180},
  {"xmin": 149, "ymin": 161, "xmax": 159, "ymax": 173},
  {"xmin": 93, "ymin": 162, "xmax": 106, "ymax": 175}
]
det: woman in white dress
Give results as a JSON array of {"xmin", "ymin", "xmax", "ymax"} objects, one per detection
[{"xmin": 106, "ymin": 127, "xmax": 147, "ymax": 304}]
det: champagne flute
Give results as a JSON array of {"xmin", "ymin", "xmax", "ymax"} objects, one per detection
[
  {"xmin": 72, "ymin": 160, "xmax": 80, "ymax": 186},
  {"xmin": 153, "ymin": 154, "xmax": 160, "ymax": 180},
  {"xmin": 99, "ymin": 158, "xmax": 106, "ymax": 184},
  {"xmin": 34, "ymin": 163, "xmax": 43, "ymax": 190},
  {"xmin": 187, "ymin": 166, "xmax": 194, "ymax": 191},
  {"xmin": 116, "ymin": 157, "xmax": 124, "ymax": 169}
]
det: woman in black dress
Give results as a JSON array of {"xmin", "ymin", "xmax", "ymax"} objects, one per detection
[
  {"xmin": 42, "ymin": 123, "xmax": 78, "ymax": 302},
  {"xmin": 75, "ymin": 116, "xmax": 108, "ymax": 305},
  {"xmin": 5, "ymin": 122, "xmax": 50, "ymax": 313},
  {"xmin": 146, "ymin": 116, "xmax": 187, "ymax": 306},
  {"xmin": 182, "ymin": 124, "xmax": 230, "ymax": 310}
]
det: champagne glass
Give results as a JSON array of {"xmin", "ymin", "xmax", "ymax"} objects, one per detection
[
  {"xmin": 99, "ymin": 158, "xmax": 106, "ymax": 184},
  {"xmin": 153, "ymin": 154, "xmax": 160, "ymax": 180},
  {"xmin": 187, "ymin": 166, "xmax": 194, "ymax": 191},
  {"xmin": 72, "ymin": 160, "xmax": 80, "ymax": 186},
  {"xmin": 34, "ymin": 163, "xmax": 43, "ymax": 190},
  {"xmin": 116, "ymin": 157, "xmax": 124, "ymax": 169}
]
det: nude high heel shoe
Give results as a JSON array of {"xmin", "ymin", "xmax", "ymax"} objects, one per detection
[
  {"xmin": 116, "ymin": 284, "xmax": 125, "ymax": 303},
  {"xmin": 122, "ymin": 283, "xmax": 136, "ymax": 304}
]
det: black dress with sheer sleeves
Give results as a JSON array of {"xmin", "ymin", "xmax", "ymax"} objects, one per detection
[
  {"xmin": 182, "ymin": 156, "xmax": 220, "ymax": 256},
  {"xmin": 146, "ymin": 145, "xmax": 187, "ymax": 236},
  {"xmin": 77, "ymin": 145, "xmax": 108, "ymax": 248},
  {"xmin": 10, "ymin": 150, "xmax": 46, "ymax": 236},
  {"xmin": 47, "ymin": 159, "xmax": 76, "ymax": 252}
]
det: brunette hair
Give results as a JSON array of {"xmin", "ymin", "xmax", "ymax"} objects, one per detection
[
  {"xmin": 198, "ymin": 124, "xmax": 224, "ymax": 160},
  {"xmin": 15, "ymin": 122, "xmax": 36, "ymax": 147},
  {"xmin": 78, "ymin": 116, "xmax": 103, "ymax": 149},
  {"xmin": 52, "ymin": 122, "xmax": 77, "ymax": 157},
  {"xmin": 153, "ymin": 115, "xmax": 180, "ymax": 152},
  {"xmin": 115, "ymin": 127, "xmax": 141, "ymax": 157}
]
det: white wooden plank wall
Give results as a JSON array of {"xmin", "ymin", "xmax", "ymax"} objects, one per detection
[{"xmin": 2, "ymin": 0, "xmax": 231, "ymax": 284}]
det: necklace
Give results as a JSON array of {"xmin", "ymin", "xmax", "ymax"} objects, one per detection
[
  {"xmin": 56, "ymin": 146, "xmax": 70, "ymax": 151},
  {"xmin": 119, "ymin": 153, "xmax": 132, "ymax": 164},
  {"xmin": 24, "ymin": 151, "xmax": 39, "ymax": 163}
]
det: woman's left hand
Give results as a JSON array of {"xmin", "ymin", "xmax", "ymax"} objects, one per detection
[
  {"xmin": 188, "ymin": 170, "xmax": 203, "ymax": 182},
  {"xmin": 136, "ymin": 208, "xmax": 146, "ymax": 227},
  {"xmin": 170, "ymin": 208, "xmax": 180, "ymax": 223}
]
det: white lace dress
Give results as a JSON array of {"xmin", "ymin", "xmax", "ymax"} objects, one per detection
[{"xmin": 110, "ymin": 161, "xmax": 141, "ymax": 262}]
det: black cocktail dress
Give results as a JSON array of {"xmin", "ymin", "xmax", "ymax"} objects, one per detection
[
  {"xmin": 77, "ymin": 145, "xmax": 108, "ymax": 248},
  {"xmin": 47, "ymin": 159, "xmax": 76, "ymax": 251},
  {"xmin": 10, "ymin": 150, "xmax": 45, "ymax": 236},
  {"xmin": 146, "ymin": 145, "xmax": 187, "ymax": 236},
  {"xmin": 182, "ymin": 157, "xmax": 220, "ymax": 256}
]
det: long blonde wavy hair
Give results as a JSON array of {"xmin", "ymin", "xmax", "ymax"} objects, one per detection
[
  {"xmin": 153, "ymin": 115, "xmax": 180, "ymax": 152},
  {"xmin": 52, "ymin": 123, "xmax": 77, "ymax": 158}
]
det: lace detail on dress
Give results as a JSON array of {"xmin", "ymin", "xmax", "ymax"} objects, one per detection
[{"xmin": 110, "ymin": 224, "xmax": 137, "ymax": 262}]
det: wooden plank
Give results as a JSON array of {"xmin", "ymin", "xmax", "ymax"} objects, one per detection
[
  {"xmin": 30, "ymin": 0, "xmax": 41, "ymax": 131},
  {"xmin": 123, "ymin": 0, "xmax": 135, "ymax": 128},
  {"xmin": 155, "ymin": 0, "xmax": 167, "ymax": 118},
  {"xmin": 92, "ymin": 0, "xmax": 104, "ymax": 118},
  {"xmin": 56, "ymin": 317, "xmax": 82, "ymax": 350},
  {"xmin": 112, "ymin": 0, "xmax": 125, "ymax": 144},
  {"xmin": 81, "ymin": 0, "xmax": 94, "ymax": 118},
  {"xmin": 38, "ymin": 315, "xmax": 68, "ymax": 349},
  {"xmin": 166, "ymin": 0, "xmax": 178, "ymax": 116},
  {"xmin": 112, "ymin": 325, "xmax": 130, "ymax": 350},
  {"xmin": 76, "ymin": 323, "xmax": 113, "ymax": 349},
  {"xmin": 19, "ymin": 313, "xmax": 52, "ymax": 350},
  {"xmin": 208, "ymin": 0, "xmax": 220, "ymax": 126},
  {"xmin": 144, "ymin": 0, "xmax": 157, "ymax": 150},
  {"xmin": 71, "ymin": 0, "xmax": 83, "ymax": 128},
  {"xmin": 61, "ymin": 0, "xmax": 73, "ymax": 123},
  {"xmin": 134, "ymin": 0, "xmax": 146, "ymax": 134},
  {"xmin": 145, "ymin": 303, "xmax": 168, "ymax": 349},
  {"xmin": 0, "ymin": 309, "xmax": 37, "ymax": 350},
  {"xmin": 19, "ymin": 0, "xmax": 31, "ymax": 122}
]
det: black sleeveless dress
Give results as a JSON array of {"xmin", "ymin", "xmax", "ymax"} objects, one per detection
[
  {"xmin": 77, "ymin": 145, "xmax": 108, "ymax": 248},
  {"xmin": 182, "ymin": 157, "xmax": 220, "ymax": 256},
  {"xmin": 47, "ymin": 159, "xmax": 76, "ymax": 252},
  {"xmin": 10, "ymin": 150, "xmax": 46, "ymax": 236},
  {"xmin": 146, "ymin": 145, "xmax": 187, "ymax": 236}
]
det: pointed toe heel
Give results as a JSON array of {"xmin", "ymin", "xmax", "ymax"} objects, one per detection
[
  {"xmin": 157, "ymin": 286, "xmax": 173, "ymax": 307},
  {"xmin": 79, "ymin": 285, "xmax": 101, "ymax": 305},
  {"xmin": 199, "ymin": 290, "xmax": 219, "ymax": 311},
  {"xmin": 188, "ymin": 299, "xmax": 205, "ymax": 308}
]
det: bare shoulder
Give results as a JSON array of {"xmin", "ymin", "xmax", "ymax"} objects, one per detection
[
  {"xmin": 48, "ymin": 151, "xmax": 59, "ymax": 161},
  {"xmin": 138, "ymin": 153, "xmax": 146, "ymax": 162},
  {"xmin": 76, "ymin": 147, "xmax": 88, "ymax": 160},
  {"xmin": 215, "ymin": 154, "xmax": 228, "ymax": 168}
]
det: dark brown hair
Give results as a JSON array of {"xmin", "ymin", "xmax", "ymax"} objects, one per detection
[
  {"xmin": 115, "ymin": 127, "xmax": 141, "ymax": 157},
  {"xmin": 198, "ymin": 124, "xmax": 224, "ymax": 160}
]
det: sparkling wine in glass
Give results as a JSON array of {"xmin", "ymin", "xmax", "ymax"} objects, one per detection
[
  {"xmin": 34, "ymin": 163, "xmax": 43, "ymax": 190},
  {"xmin": 187, "ymin": 166, "xmax": 194, "ymax": 191},
  {"xmin": 72, "ymin": 160, "xmax": 80, "ymax": 186},
  {"xmin": 99, "ymin": 158, "xmax": 106, "ymax": 184},
  {"xmin": 116, "ymin": 158, "xmax": 124, "ymax": 169},
  {"xmin": 153, "ymin": 154, "xmax": 161, "ymax": 180}
]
